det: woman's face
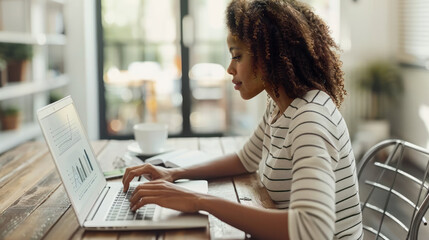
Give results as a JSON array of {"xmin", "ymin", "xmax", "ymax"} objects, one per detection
[{"xmin": 226, "ymin": 33, "xmax": 265, "ymax": 100}]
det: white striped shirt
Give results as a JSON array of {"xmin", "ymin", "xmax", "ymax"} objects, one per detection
[{"xmin": 237, "ymin": 90, "xmax": 363, "ymax": 239}]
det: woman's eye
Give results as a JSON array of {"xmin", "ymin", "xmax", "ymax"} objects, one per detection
[{"xmin": 231, "ymin": 55, "xmax": 241, "ymax": 61}]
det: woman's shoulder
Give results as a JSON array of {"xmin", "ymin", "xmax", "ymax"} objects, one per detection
[
  {"xmin": 290, "ymin": 90, "xmax": 333, "ymax": 112},
  {"xmin": 289, "ymin": 90, "xmax": 342, "ymax": 124},
  {"xmin": 269, "ymin": 90, "xmax": 341, "ymax": 127}
]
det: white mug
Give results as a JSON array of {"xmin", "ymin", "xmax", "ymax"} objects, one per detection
[{"xmin": 133, "ymin": 123, "xmax": 168, "ymax": 154}]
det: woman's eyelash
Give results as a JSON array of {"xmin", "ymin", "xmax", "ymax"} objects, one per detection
[{"xmin": 231, "ymin": 56, "xmax": 241, "ymax": 60}]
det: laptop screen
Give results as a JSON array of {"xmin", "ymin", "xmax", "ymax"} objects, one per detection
[{"xmin": 37, "ymin": 96, "xmax": 106, "ymax": 225}]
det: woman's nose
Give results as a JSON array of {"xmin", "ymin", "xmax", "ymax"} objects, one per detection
[{"xmin": 227, "ymin": 62, "xmax": 236, "ymax": 76}]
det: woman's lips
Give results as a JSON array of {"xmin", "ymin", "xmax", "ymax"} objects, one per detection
[{"xmin": 232, "ymin": 80, "xmax": 242, "ymax": 90}]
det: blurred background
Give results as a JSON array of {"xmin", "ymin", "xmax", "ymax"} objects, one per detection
[{"xmin": 0, "ymin": 0, "xmax": 428, "ymax": 158}]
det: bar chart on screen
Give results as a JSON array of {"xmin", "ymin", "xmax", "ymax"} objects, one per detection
[
  {"xmin": 66, "ymin": 148, "xmax": 98, "ymax": 199},
  {"xmin": 70, "ymin": 150, "xmax": 94, "ymax": 188}
]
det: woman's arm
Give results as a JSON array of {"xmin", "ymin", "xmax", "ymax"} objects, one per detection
[
  {"xmin": 171, "ymin": 153, "xmax": 248, "ymax": 180},
  {"xmin": 130, "ymin": 180, "xmax": 288, "ymax": 240}
]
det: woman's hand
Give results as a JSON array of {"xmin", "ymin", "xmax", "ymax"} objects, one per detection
[
  {"xmin": 129, "ymin": 180, "xmax": 203, "ymax": 213},
  {"xmin": 122, "ymin": 164, "xmax": 177, "ymax": 192}
]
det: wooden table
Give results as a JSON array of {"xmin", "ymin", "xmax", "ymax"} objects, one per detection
[{"xmin": 0, "ymin": 137, "xmax": 275, "ymax": 239}]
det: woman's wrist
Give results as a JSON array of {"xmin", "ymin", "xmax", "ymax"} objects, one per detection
[
  {"xmin": 195, "ymin": 194, "xmax": 217, "ymax": 212},
  {"xmin": 194, "ymin": 193, "xmax": 212, "ymax": 212},
  {"xmin": 170, "ymin": 167, "xmax": 186, "ymax": 181}
]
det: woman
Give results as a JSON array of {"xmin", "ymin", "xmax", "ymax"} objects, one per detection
[{"xmin": 123, "ymin": 0, "xmax": 363, "ymax": 239}]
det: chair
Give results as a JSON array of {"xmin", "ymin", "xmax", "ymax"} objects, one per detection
[{"xmin": 357, "ymin": 139, "xmax": 429, "ymax": 240}]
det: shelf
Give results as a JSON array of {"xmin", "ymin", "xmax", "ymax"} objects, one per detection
[
  {"xmin": 0, "ymin": 122, "xmax": 41, "ymax": 154},
  {"xmin": 0, "ymin": 75, "xmax": 69, "ymax": 101},
  {"xmin": 0, "ymin": 0, "xmax": 68, "ymax": 154},
  {"xmin": 0, "ymin": 31, "xmax": 66, "ymax": 45}
]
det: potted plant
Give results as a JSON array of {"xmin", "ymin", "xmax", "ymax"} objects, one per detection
[
  {"xmin": 0, "ymin": 106, "xmax": 21, "ymax": 130},
  {"xmin": 358, "ymin": 60, "xmax": 404, "ymax": 120},
  {"xmin": 355, "ymin": 60, "xmax": 404, "ymax": 146},
  {"xmin": 0, "ymin": 43, "xmax": 33, "ymax": 83}
]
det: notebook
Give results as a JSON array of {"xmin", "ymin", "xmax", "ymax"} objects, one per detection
[{"xmin": 37, "ymin": 96, "xmax": 208, "ymax": 230}]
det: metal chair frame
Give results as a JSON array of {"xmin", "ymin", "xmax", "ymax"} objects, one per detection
[{"xmin": 357, "ymin": 139, "xmax": 429, "ymax": 240}]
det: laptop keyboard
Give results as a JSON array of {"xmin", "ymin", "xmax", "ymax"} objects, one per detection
[{"xmin": 106, "ymin": 186, "xmax": 156, "ymax": 221}]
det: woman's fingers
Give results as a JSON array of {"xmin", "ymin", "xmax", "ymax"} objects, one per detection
[
  {"xmin": 122, "ymin": 164, "xmax": 154, "ymax": 192},
  {"xmin": 129, "ymin": 180, "xmax": 200, "ymax": 212},
  {"xmin": 123, "ymin": 164, "xmax": 176, "ymax": 192},
  {"xmin": 130, "ymin": 180, "xmax": 171, "ymax": 199},
  {"xmin": 129, "ymin": 182, "xmax": 174, "ymax": 210},
  {"xmin": 129, "ymin": 189, "xmax": 165, "ymax": 206},
  {"xmin": 122, "ymin": 167, "xmax": 139, "ymax": 192},
  {"xmin": 130, "ymin": 196, "xmax": 159, "ymax": 211},
  {"xmin": 122, "ymin": 165, "xmax": 140, "ymax": 184}
]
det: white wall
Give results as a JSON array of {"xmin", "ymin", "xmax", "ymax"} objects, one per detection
[
  {"xmin": 338, "ymin": 0, "xmax": 398, "ymax": 138},
  {"xmin": 394, "ymin": 67, "xmax": 429, "ymax": 169},
  {"xmin": 340, "ymin": 0, "xmax": 397, "ymax": 67},
  {"xmin": 65, "ymin": 0, "xmax": 99, "ymax": 140},
  {"xmin": 394, "ymin": 68, "xmax": 429, "ymax": 148}
]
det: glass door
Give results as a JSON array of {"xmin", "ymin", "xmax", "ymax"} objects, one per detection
[
  {"xmin": 97, "ymin": 0, "xmax": 232, "ymax": 138},
  {"xmin": 187, "ymin": 0, "xmax": 231, "ymax": 134},
  {"xmin": 98, "ymin": 0, "xmax": 182, "ymax": 138}
]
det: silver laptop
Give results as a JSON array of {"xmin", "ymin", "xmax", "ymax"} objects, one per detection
[{"xmin": 37, "ymin": 96, "xmax": 208, "ymax": 230}]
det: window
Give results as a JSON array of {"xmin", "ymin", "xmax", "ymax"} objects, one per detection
[{"xmin": 398, "ymin": 0, "xmax": 429, "ymax": 68}]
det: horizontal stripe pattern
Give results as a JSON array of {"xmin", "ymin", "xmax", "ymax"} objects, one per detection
[{"xmin": 237, "ymin": 90, "xmax": 362, "ymax": 239}]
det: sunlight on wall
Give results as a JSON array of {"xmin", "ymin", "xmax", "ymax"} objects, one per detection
[
  {"xmin": 302, "ymin": 0, "xmax": 340, "ymax": 42},
  {"xmin": 418, "ymin": 104, "xmax": 429, "ymax": 150}
]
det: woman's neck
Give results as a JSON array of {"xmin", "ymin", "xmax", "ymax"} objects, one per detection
[{"xmin": 267, "ymin": 86, "xmax": 293, "ymax": 114}]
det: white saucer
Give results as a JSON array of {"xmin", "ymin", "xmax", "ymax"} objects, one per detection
[{"xmin": 127, "ymin": 142, "xmax": 172, "ymax": 156}]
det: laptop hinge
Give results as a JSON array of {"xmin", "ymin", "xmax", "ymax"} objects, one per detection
[{"xmin": 86, "ymin": 186, "xmax": 110, "ymax": 221}]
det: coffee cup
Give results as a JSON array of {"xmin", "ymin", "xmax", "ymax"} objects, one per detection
[{"xmin": 133, "ymin": 123, "xmax": 168, "ymax": 154}]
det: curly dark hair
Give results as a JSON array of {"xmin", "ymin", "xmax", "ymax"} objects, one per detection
[{"xmin": 226, "ymin": 0, "xmax": 346, "ymax": 107}]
